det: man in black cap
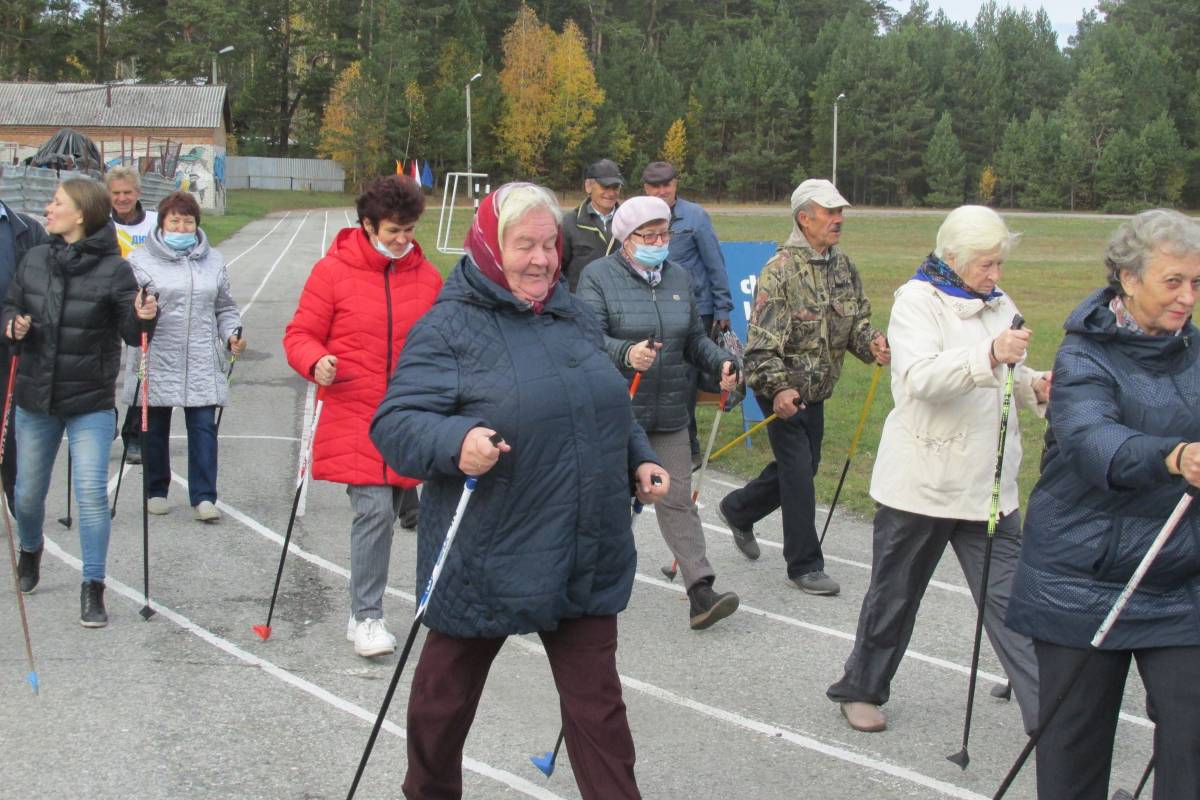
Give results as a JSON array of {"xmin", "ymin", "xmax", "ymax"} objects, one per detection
[
  {"xmin": 643, "ymin": 160, "xmax": 733, "ymax": 464},
  {"xmin": 562, "ymin": 158, "xmax": 623, "ymax": 291}
]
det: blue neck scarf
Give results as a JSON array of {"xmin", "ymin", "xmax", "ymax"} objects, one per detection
[{"xmin": 912, "ymin": 254, "xmax": 1002, "ymax": 301}]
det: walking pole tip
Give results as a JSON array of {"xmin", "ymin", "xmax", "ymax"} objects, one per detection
[
  {"xmin": 251, "ymin": 624, "xmax": 272, "ymax": 641},
  {"xmin": 529, "ymin": 750, "xmax": 557, "ymax": 777},
  {"xmin": 946, "ymin": 748, "xmax": 969, "ymax": 770},
  {"xmin": 27, "ymin": 670, "xmax": 39, "ymax": 694},
  {"xmin": 139, "ymin": 604, "xmax": 156, "ymax": 621}
]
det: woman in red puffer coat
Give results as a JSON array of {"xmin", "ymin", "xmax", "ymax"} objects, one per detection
[{"xmin": 284, "ymin": 175, "xmax": 442, "ymax": 658}]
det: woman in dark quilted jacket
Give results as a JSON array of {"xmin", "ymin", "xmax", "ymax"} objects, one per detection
[
  {"xmin": 370, "ymin": 182, "xmax": 668, "ymax": 800},
  {"xmin": 577, "ymin": 195, "xmax": 741, "ymax": 631},
  {"xmin": 283, "ymin": 175, "xmax": 442, "ymax": 659},
  {"xmin": 1006, "ymin": 209, "xmax": 1200, "ymax": 799},
  {"xmin": 5, "ymin": 178, "xmax": 156, "ymax": 628}
]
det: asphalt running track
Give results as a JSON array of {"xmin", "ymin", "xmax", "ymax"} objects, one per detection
[{"xmin": 2, "ymin": 210, "xmax": 1155, "ymax": 799}]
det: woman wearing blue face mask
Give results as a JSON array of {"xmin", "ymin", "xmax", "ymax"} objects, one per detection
[
  {"xmin": 122, "ymin": 190, "xmax": 244, "ymax": 523},
  {"xmin": 577, "ymin": 196, "xmax": 742, "ymax": 631}
]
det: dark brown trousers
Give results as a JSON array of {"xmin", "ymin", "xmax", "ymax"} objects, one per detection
[{"xmin": 402, "ymin": 614, "xmax": 640, "ymax": 800}]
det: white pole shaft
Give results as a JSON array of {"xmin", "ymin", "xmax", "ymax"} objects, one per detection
[
  {"xmin": 1092, "ymin": 491, "xmax": 1196, "ymax": 647},
  {"xmin": 832, "ymin": 101, "xmax": 839, "ymax": 188}
]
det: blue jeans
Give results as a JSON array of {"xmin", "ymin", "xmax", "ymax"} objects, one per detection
[
  {"xmin": 15, "ymin": 407, "xmax": 115, "ymax": 582},
  {"xmin": 143, "ymin": 406, "xmax": 218, "ymax": 506}
]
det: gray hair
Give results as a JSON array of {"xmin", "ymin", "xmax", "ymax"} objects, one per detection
[
  {"xmin": 496, "ymin": 182, "xmax": 562, "ymax": 247},
  {"xmin": 105, "ymin": 165, "xmax": 142, "ymax": 192},
  {"xmin": 933, "ymin": 205, "xmax": 1019, "ymax": 272},
  {"xmin": 1105, "ymin": 209, "xmax": 1200, "ymax": 293}
]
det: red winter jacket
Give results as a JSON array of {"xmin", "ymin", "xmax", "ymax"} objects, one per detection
[{"xmin": 284, "ymin": 227, "xmax": 443, "ymax": 486}]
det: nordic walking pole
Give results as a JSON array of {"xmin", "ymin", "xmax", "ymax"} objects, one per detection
[
  {"xmin": 537, "ymin": 471, "xmax": 662, "ymax": 778},
  {"xmin": 994, "ymin": 486, "xmax": 1198, "ymax": 798},
  {"xmin": 663, "ymin": 385, "xmax": 733, "ymax": 581},
  {"xmin": 110, "ymin": 377, "xmax": 141, "ymax": 519},
  {"xmin": 705, "ymin": 412, "xmax": 777, "ymax": 466},
  {"xmin": 57, "ymin": 454, "xmax": 71, "ymax": 528},
  {"xmin": 346, "ymin": 433, "xmax": 505, "ymax": 800},
  {"xmin": 948, "ymin": 314, "xmax": 1024, "ymax": 769},
  {"xmin": 137, "ymin": 304, "xmax": 155, "ymax": 621},
  {"xmin": 252, "ymin": 385, "xmax": 328, "ymax": 641},
  {"xmin": 0, "ymin": 341, "xmax": 38, "ymax": 693},
  {"xmin": 1111, "ymin": 755, "xmax": 1155, "ymax": 800},
  {"xmin": 818, "ymin": 363, "xmax": 882, "ymax": 546},
  {"xmin": 214, "ymin": 325, "xmax": 242, "ymax": 434},
  {"xmin": 627, "ymin": 335, "xmax": 656, "ymax": 399}
]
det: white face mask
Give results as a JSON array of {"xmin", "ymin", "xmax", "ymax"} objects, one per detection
[{"xmin": 373, "ymin": 239, "xmax": 413, "ymax": 260}]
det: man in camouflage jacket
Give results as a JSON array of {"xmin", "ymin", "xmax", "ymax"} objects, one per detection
[{"xmin": 719, "ymin": 179, "xmax": 890, "ymax": 596}]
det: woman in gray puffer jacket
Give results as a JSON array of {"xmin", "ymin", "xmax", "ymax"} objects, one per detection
[
  {"xmin": 578, "ymin": 195, "xmax": 741, "ymax": 632},
  {"xmin": 121, "ymin": 191, "xmax": 244, "ymax": 522}
]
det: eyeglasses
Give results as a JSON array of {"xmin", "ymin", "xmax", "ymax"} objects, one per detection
[{"xmin": 632, "ymin": 230, "xmax": 672, "ymax": 244}]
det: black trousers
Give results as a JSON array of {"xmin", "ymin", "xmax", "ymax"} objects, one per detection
[
  {"xmin": 1034, "ymin": 639, "xmax": 1200, "ymax": 799},
  {"xmin": 720, "ymin": 398, "xmax": 824, "ymax": 578},
  {"xmin": 685, "ymin": 314, "xmax": 716, "ymax": 453},
  {"xmin": 827, "ymin": 506, "xmax": 1039, "ymax": 732}
]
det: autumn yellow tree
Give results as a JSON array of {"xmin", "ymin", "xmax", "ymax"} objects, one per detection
[
  {"xmin": 545, "ymin": 20, "xmax": 604, "ymax": 171},
  {"xmin": 660, "ymin": 118, "xmax": 687, "ymax": 172},
  {"xmin": 497, "ymin": 6, "xmax": 604, "ymax": 178},
  {"xmin": 978, "ymin": 165, "xmax": 998, "ymax": 205},
  {"xmin": 318, "ymin": 62, "xmax": 386, "ymax": 189},
  {"xmin": 496, "ymin": 5, "xmax": 554, "ymax": 175}
]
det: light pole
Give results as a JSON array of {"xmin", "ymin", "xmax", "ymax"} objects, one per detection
[
  {"xmin": 211, "ymin": 45, "xmax": 234, "ymax": 85},
  {"xmin": 465, "ymin": 72, "xmax": 482, "ymax": 176},
  {"xmin": 832, "ymin": 92, "xmax": 846, "ymax": 189}
]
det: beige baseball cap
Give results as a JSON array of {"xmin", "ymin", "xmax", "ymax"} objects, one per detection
[{"xmin": 790, "ymin": 179, "xmax": 851, "ymax": 214}]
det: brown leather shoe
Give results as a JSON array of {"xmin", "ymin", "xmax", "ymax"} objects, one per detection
[{"xmin": 841, "ymin": 701, "xmax": 886, "ymax": 732}]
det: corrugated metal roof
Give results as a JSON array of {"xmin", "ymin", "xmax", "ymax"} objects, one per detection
[{"xmin": 0, "ymin": 82, "xmax": 227, "ymax": 129}]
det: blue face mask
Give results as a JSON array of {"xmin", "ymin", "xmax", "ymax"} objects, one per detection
[
  {"xmin": 164, "ymin": 231, "xmax": 197, "ymax": 252},
  {"xmin": 633, "ymin": 243, "xmax": 670, "ymax": 268}
]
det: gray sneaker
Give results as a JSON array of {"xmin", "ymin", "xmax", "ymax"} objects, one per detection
[
  {"xmin": 793, "ymin": 570, "xmax": 840, "ymax": 596},
  {"xmin": 193, "ymin": 501, "xmax": 221, "ymax": 522},
  {"xmin": 719, "ymin": 499, "xmax": 760, "ymax": 560}
]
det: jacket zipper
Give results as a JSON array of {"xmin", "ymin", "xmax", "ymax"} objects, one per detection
[
  {"xmin": 183, "ymin": 254, "xmax": 194, "ymax": 407},
  {"xmin": 382, "ymin": 262, "xmax": 394, "ymax": 483},
  {"xmin": 651, "ymin": 284, "xmax": 666, "ymax": 432}
]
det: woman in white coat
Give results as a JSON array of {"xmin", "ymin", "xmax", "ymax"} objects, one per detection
[
  {"xmin": 122, "ymin": 191, "xmax": 245, "ymax": 522},
  {"xmin": 826, "ymin": 205, "xmax": 1050, "ymax": 733}
]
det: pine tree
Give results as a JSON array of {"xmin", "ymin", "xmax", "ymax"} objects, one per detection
[{"xmin": 923, "ymin": 112, "xmax": 966, "ymax": 207}]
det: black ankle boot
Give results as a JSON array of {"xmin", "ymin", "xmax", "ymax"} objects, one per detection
[
  {"xmin": 80, "ymin": 580, "xmax": 108, "ymax": 628},
  {"xmin": 17, "ymin": 547, "xmax": 42, "ymax": 594},
  {"xmin": 687, "ymin": 579, "xmax": 739, "ymax": 630}
]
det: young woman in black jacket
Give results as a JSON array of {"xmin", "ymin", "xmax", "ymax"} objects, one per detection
[{"xmin": 5, "ymin": 178, "xmax": 157, "ymax": 627}]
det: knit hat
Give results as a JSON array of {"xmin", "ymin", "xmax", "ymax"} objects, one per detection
[{"xmin": 612, "ymin": 196, "xmax": 672, "ymax": 243}]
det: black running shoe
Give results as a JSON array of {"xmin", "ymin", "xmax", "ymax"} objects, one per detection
[
  {"xmin": 80, "ymin": 581, "xmax": 108, "ymax": 628},
  {"xmin": 17, "ymin": 547, "xmax": 41, "ymax": 594}
]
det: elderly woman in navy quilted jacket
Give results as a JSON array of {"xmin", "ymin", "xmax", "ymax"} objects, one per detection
[
  {"xmin": 370, "ymin": 182, "xmax": 668, "ymax": 800},
  {"xmin": 1006, "ymin": 209, "xmax": 1200, "ymax": 800}
]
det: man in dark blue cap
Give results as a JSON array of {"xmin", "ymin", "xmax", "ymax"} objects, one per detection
[
  {"xmin": 562, "ymin": 158, "xmax": 623, "ymax": 291},
  {"xmin": 643, "ymin": 160, "xmax": 733, "ymax": 464}
]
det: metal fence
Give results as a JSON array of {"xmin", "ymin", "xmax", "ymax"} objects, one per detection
[
  {"xmin": 224, "ymin": 156, "xmax": 345, "ymax": 192},
  {"xmin": 0, "ymin": 165, "xmax": 177, "ymax": 216}
]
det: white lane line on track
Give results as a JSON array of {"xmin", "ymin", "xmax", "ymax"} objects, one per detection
[
  {"xmin": 343, "ymin": 210, "xmax": 353, "ymax": 226},
  {"xmin": 240, "ymin": 210, "xmax": 312, "ymax": 320},
  {"xmin": 642, "ymin": 506, "xmax": 973, "ymax": 598},
  {"xmin": 322, "ymin": 210, "xmax": 329, "ymax": 251},
  {"xmin": 39, "ymin": 537, "xmax": 569, "ymax": 800},
  {"xmin": 225, "ymin": 212, "xmax": 291, "ymax": 267},
  {"xmin": 182, "ymin": 475, "xmax": 1151, "ymax": 795}
]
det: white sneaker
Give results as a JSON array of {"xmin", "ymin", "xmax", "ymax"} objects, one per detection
[
  {"xmin": 147, "ymin": 496, "xmax": 170, "ymax": 515},
  {"xmin": 351, "ymin": 617, "xmax": 396, "ymax": 657},
  {"xmin": 193, "ymin": 501, "xmax": 220, "ymax": 522}
]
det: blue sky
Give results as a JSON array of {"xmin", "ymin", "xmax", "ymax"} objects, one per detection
[{"xmin": 892, "ymin": 0, "xmax": 1103, "ymax": 45}]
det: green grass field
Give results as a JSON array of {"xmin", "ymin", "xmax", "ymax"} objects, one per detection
[{"xmin": 212, "ymin": 189, "xmax": 1132, "ymax": 521}]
